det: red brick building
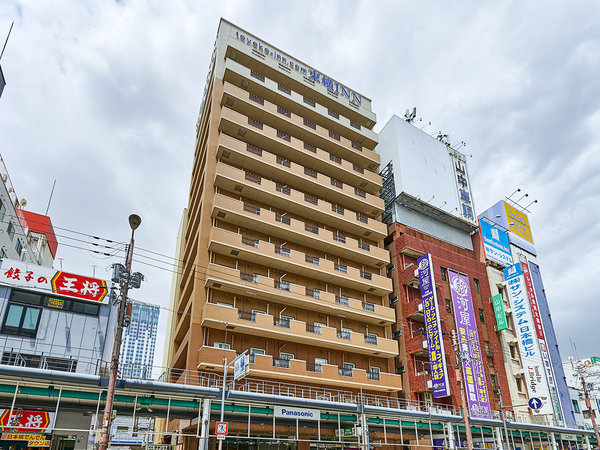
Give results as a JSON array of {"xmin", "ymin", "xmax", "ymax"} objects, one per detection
[{"xmin": 385, "ymin": 222, "xmax": 512, "ymax": 412}]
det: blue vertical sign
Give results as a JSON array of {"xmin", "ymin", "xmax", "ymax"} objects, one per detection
[
  {"xmin": 479, "ymin": 219, "xmax": 513, "ymax": 267},
  {"xmin": 417, "ymin": 254, "xmax": 450, "ymax": 398}
]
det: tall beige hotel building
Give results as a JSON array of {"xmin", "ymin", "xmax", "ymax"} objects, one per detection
[{"xmin": 166, "ymin": 19, "xmax": 400, "ymax": 399}]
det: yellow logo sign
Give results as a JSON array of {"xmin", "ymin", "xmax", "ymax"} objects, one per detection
[{"xmin": 504, "ymin": 202, "xmax": 533, "ymax": 243}]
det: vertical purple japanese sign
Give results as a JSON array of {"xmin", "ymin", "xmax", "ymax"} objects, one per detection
[
  {"xmin": 417, "ymin": 254, "xmax": 450, "ymax": 398},
  {"xmin": 448, "ymin": 270, "xmax": 492, "ymax": 419}
]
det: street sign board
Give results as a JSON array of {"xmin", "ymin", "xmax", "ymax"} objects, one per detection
[
  {"xmin": 233, "ymin": 353, "xmax": 248, "ymax": 381},
  {"xmin": 216, "ymin": 422, "xmax": 228, "ymax": 436},
  {"xmin": 528, "ymin": 397, "xmax": 542, "ymax": 410}
]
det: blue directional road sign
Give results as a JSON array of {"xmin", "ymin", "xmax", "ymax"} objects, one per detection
[{"xmin": 528, "ymin": 397, "xmax": 542, "ymax": 410}]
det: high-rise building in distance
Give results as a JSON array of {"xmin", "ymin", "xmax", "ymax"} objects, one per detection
[{"xmin": 120, "ymin": 300, "xmax": 159, "ymax": 379}]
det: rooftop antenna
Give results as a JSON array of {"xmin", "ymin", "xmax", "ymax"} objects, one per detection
[
  {"xmin": 404, "ymin": 107, "xmax": 416, "ymax": 123},
  {"xmin": 45, "ymin": 179, "xmax": 56, "ymax": 215},
  {"xmin": 0, "ymin": 21, "xmax": 14, "ymax": 61}
]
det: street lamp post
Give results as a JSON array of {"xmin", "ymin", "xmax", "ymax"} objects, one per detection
[{"xmin": 98, "ymin": 214, "xmax": 142, "ymax": 450}]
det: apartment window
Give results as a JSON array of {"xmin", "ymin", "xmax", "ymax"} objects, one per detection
[
  {"xmin": 389, "ymin": 295, "xmax": 398, "ymax": 305},
  {"xmin": 0, "ymin": 199, "xmax": 5, "ymax": 221},
  {"xmin": 445, "ymin": 299, "xmax": 452, "ymax": 314},
  {"xmin": 509, "ymin": 344, "xmax": 517, "ymax": 359},
  {"xmin": 331, "ymin": 178, "xmax": 343, "ymax": 188},
  {"xmin": 15, "ymin": 240, "xmax": 23, "ymax": 256},
  {"xmin": 474, "ymin": 278, "xmax": 480, "ymax": 293},
  {"xmin": 440, "ymin": 267, "xmax": 448, "ymax": 282},
  {"xmin": 214, "ymin": 342, "xmax": 230, "ymax": 350},
  {"xmin": 280, "ymin": 352, "xmax": 294, "ymax": 361},
  {"xmin": 386, "ymin": 264, "xmax": 395, "ymax": 273},
  {"xmin": 1, "ymin": 303, "xmax": 42, "ymax": 337},
  {"xmin": 479, "ymin": 308, "xmax": 485, "ymax": 323},
  {"xmin": 516, "ymin": 376, "xmax": 524, "ymax": 393},
  {"xmin": 572, "ymin": 399, "xmax": 581, "ymax": 414},
  {"xmin": 7, "ymin": 222, "xmax": 14, "ymax": 241}
]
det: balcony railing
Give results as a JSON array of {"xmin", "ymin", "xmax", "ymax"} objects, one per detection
[
  {"xmin": 248, "ymin": 117, "xmax": 263, "ymax": 129},
  {"xmin": 303, "ymin": 97, "xmax": 315, "ymax": 107},
  {"xmin": 305, "ymin": 323, "xmax": 321, "ymax": 334},
  {"xmin": 328, "ymin": 109, "xmax": 339, "ymax": 119},
  {"xmin": 274, "ymin": 280, "xmax": 290, "ymax": 291},
  {"xmin": 358, "ymin": 242, "xmax": 371, "ymax": 251},
  {"xmin": 250, "ymin": 71, "xmax": 265, "ymax": 82},
  {"xmin": 360, "ymin": 272, "xmax": 372, "ymax": 280},
  {"xmin": 276, "ymin": 156, "xmax": 291, "ymax": 167},
  {"xmin": 331, "ymin": 178, "xmax": 343, "ymax": 188},
  {"xmin": 275, "ymin": 213, "xmax": 290, "ymax": 224},
  {"xmin": 277, "ymin": 106, "xmax": 291, "ymax": 118},
  {"xmin": 243, "ymin": 203, "xmax": 260, "ymax": 215},
  {"xmin": 362, "ymin": 302, "xmax": 375, "ymax": 312},
  {"xmin": 333, "ymin": 234, "xmax": 346, "ymax": 243},
  {"xmin": 238, "ymin": 310, "xmax": 256, "ymax": 321},
  {"xmin": 304, "ymin": 167, "xmax": 318, "ymax": 178},
  {"xmin": 276, "ymin": 183, "xmax": 291, "ymax": 195},
  {"xmin": 240, "ymin": 272, "xmax": 258, "ymax": 283},
  {"xmin": 306, "ymin": 288, "xmax": 320, "ymax": 299},
  {"xmin": 277, "ymin": 84, "xmax": 291, "ymax": 95},
  {"xmin": 352, "ymin": 141, "xmax": 362, "ymax": 151},
  {"xmin": 273, "ymin": 358, "xmax": 290, "ymax": 368},
  {"xmin": 338, "ymin": 367, "xmax": 353, "ymax": 377},
  {"xmin": 245, "ymin": 171, "xmax": 261, "ymax": 184},
  {"xmin": 332, "ymin": 204, "xmax": 345, "ymax": 215},
  {"xmin": 242, "ymin": 236, "xmax": 259, "ymax": 248},
  {"xmin": 273, "ymin": 317, "xmax": 291, "ymax": 328},
  {"xmin": 352, "ymin": 163, "xmax": 364, "ymax": 174},
  {"xmin": 249, "ymin": 93, "xmax": 264, "ymax": 105},
  {"xmin": 306, "ymin": 362, "xmax": 322, "ymax": 373},
  {"xmin": 304, "ymin": 194, "xmax": 318, "ymax": 205},
  {"xmin": 275, "ymin": 246, "xmax": 291, "ymax": 257},
  {"xmin": 350, "ymin": 120, "xmax": 361, "ymax": 130},
  {"xmin": 354, "ymin": 188, "xmax": 366, "ymax": 198},
  {"xmin": 367, "ymin": 371, "xmax": 380, "ymax": 381},
  {"xmin": 337, "ymin": 330, "xmax": 351, "ymax": 340},
  {"xmin": 329, "ymin": 153, "xmax": 342, "ymax": 164},
  {"xmin": 356, "ymin": 213, "xmax": 368, "ymax": 223},
  {"xmin": 303, "ymin": 142, "xmax": 317, "ymax": 152},
  {"xmin": 246, "ymin": 143, "xmax": 262, "ymax": 156},
  {"xmin": 335, "ymin": 295, "xmax": 349, "ymax": 306},
  {"xmin": 334, "ymin": 264, "xmax": 348, "ymax": 274},
  {"xmin": 305, "ymin": 255, "xmax": 320, "ymax": 265},
  {"xmin": 305, "ymin": 223, "xmax": 319, "ymax": 234},
  {"xmin": 364, "ymin": 335, "xmax": 378, "ymax": 345},
  {"xmin": 277, "ymin": 130, "xmax": 291, "ymax": 142},
  {"xmin": 329, "ymin": 130, "xmax": 340, "ymax": 141},
  {"xmin": 303, "ymin": 118, "xmax": 316, "ymax": 129}
]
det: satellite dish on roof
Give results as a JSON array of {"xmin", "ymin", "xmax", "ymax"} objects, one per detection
[{"xmin": 19, "ymin": 198, "xmax": 27, "ymax": 207}]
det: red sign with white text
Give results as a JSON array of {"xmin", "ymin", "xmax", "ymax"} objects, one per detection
[
  {"xmin": 0, "ymin": 410, "xmax": 52, "ymax": 433},
  {"xmin": 0, "ymin": 260, "xmax": 108, "ymax": 304}
]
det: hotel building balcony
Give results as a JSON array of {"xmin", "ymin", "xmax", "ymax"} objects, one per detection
[
  {"xmin": 213, "ymin": 161, "xmax": 387, "ymax": 241},
  {"xmin": 197, "ymin": 346, "xmax": 402, "ymax": 392},
  {"xmin": 204, "ymin": 263, "xmax": 395, "ymax": 325},
  {"xmin": 207, "ymin": 227, "xmax": 392, "ymax": 295},
  {"xmin": 201, "ymin": 303, "xmax": 398, "ymax": 357},
  {"xmin": 215, "ymin": 130, "xmax": 384, "ymax": 213},
  {"xmin": 211, "ymin": 194, "xmax": 388, "ymax": 267}
]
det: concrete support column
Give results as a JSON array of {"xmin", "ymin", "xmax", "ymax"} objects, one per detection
[
  {"xmin": 447, "ymin": 422, "xmax": 455, "ymax": 450},
  {"xmin": 198, "ymin": 398, "xmax": 211, "ymax": 450}
]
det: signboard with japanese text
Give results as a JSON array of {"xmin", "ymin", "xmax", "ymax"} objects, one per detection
[
  {"xmin": 0, "ymin": 410, "xmax": 53, "ymax": 433},
  {"xmin": 521, "ymin": 263, "xmax": 564, "ymax": 423},
  {"xmin": 448, "ymin": 270, "xmax": 492, "ymax": 419},
  {"xmin": 504, "ymin": 202, "xmax": 534, "ymax": 244},
  {"xmin": 1, "ymin": 433, "xmax": 51, "ymax": 447},
  {"xmin": 233, "ymin": 353, "xmax": 248, "ymax": 381},
  {"xmin": 0, "ymin": 259, "xmax": 108, "ymax": 304},
  {"xmin": 492, "ymin": 294, "xmax": 508, "ymax": 331},
  {"xmin": 417, "ymin": 254, "xmax": 450, "ymax": 398},
  {"xmin": 479, "ymin": 220, "xmax": 513, "ymax": 267},
  {"xmin": 449, "ymin": 149, "xmax": 476, "ymax": 224},
  {"xmin": 503, "ymin": 263, "xmax": 553, "ymax": 415}
]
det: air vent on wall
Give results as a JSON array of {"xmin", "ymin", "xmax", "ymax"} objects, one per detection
[
  {"xmin": 230, "ymin": 250, "xmax": 239, "ymax": 256},
  {"xmin": 222, "ymin": 151, "xmax": 230, "ymax": 159},
  {"xmin": 234, "ymin": 185, "xmax": 243, "ymax": 192},
  {"xmin": 225, "ymin": 97, "xmax": 234, "ymax": 107},
  {"xmin": 238, "ymin": 129, "xmax": 246, "ymax": 137},
  {"xmin": 360, "ymin": 181, "xmax": 367, "ymax": 187},
  {"xmin": 368, "ymin": 288, "xmax": 375, "ymax": 292},
  {"xmin": 364, "ymin": 231, "xmax": 371, "ymax": 236},
  {"xmin": 213, "ymin": 283, "xmax": 222, "ymax": 288},
  {"xmin": 217, "ymin": 212, "xmax": 226, "ymax": 218}
]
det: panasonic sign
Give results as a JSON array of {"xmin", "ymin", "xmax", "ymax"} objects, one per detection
[{"xmin": 274, "ymin": 406, "xmax": 320, "ymax": 421}]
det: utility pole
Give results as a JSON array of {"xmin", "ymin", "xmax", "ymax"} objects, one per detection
[
  {"xmin": 452, "ymin": 330, "xmax": 473, "ymax": 450},
  {"xmin": 98, "ymin": 214, "xmax": 144, "ymax": 450},
  {"xmin": 576, "ymin": 361, "xmax": 600, "ymax": 449}
]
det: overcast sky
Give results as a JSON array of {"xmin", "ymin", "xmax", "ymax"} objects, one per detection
[{"xmin": 1, "ymin": 1, "xmax": 599, "ymax": 366}]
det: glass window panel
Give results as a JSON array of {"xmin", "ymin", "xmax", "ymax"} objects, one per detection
[
  {"xmin": 5, "ymin": 304, "xmax": 24, "ymax": 327},
  {"xmin": 22, "ymin": 307, "xmax": 40, "ymax": 330},
  {"xmin": 11, "ymin": 290, "xmax": 43, "ymax": 305}
]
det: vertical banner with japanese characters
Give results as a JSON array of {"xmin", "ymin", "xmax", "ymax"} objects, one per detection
[
  {"xmin": 448, "ymin": 270, "xmax": 492, "ymax": 419},
  {"xmin": 521, "ymin": 262, "xmax": 564, "ymax": 423},
  {"xmin": 492, "ymin": 294, "xmax": 508, "ymax": 331},
  {"xmin": 417, "ymin": 254, "xmax": 450, "ymax": 398},
  {"xmin": 503, "ymin": 263, "xmax": 553, "ymax": 415}
]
